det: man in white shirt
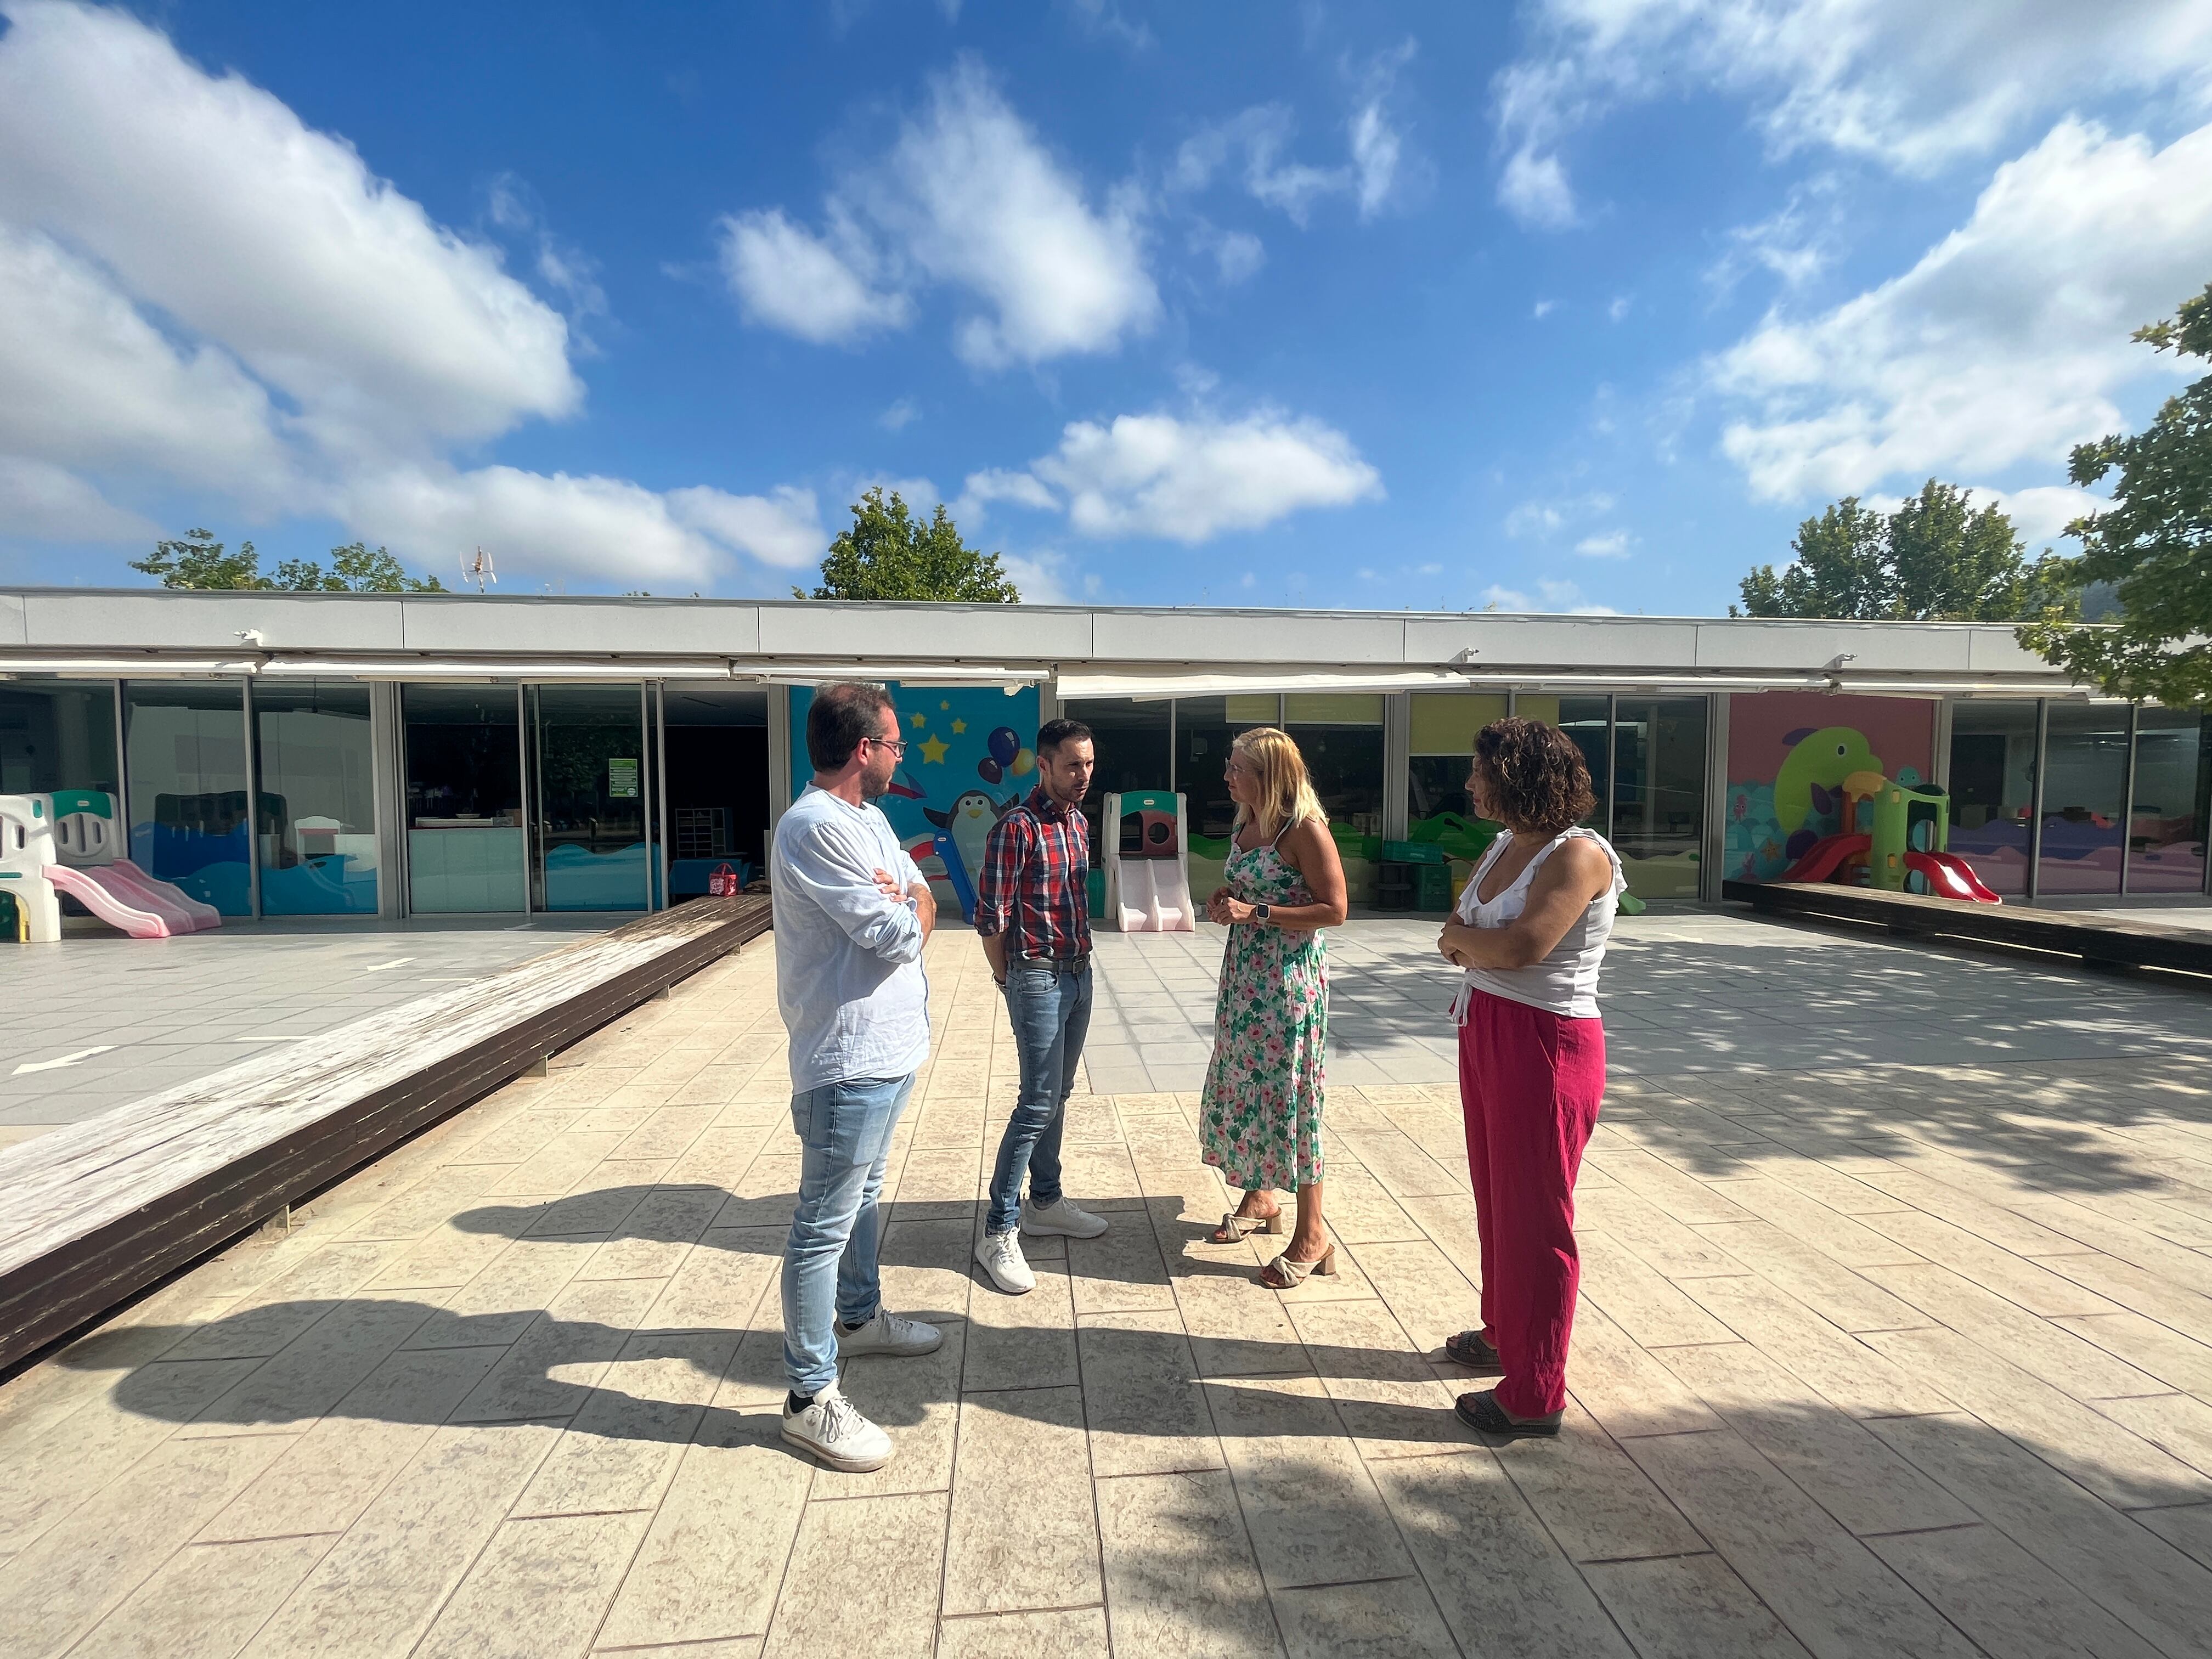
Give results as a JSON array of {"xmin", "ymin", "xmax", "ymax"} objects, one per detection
[{"xmin": 772, "ymin": 682, "xmax": 941, "ymax": 1471}]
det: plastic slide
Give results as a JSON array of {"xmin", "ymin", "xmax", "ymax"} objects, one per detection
[
  {"xmin": 1780, "ymin": 832, "xmax": 1870, "ymax": 884},
  {"xmin": 107, "ymin": 859, "xmax": 222, "ymax": 930},
  {"xmin": 1115, "ymin": 854, "xmax": 1194, "ymax": 933},
  {"xmin": 1904, "ymin": 850, "xmax": 2001, "ymax": 905},
  {"xmin": 45, "ymin": 864, "xmax": 191, "ymax": 938}
]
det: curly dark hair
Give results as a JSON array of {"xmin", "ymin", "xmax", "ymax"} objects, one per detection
[{"xmin": 1471, "ymin": 717, "xmax": 1596, "ymax": 837}]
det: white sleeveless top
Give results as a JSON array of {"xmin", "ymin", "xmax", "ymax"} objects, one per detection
[{"xmin": 1449, "ymin": 828, "xmax": 1626, "ymax": 1021}]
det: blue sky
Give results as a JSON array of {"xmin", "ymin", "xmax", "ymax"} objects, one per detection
[{"xmin": 2, "ymin": 1, "xmax": 2210, "ymax": 614}]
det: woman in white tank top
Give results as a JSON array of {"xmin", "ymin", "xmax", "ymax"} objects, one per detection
[{"xmin": 1433, "ymin": 717, "xmax": 1626, "ymax": 1441}]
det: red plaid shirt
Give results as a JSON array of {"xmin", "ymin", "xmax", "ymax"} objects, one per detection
[{"xmin": 974, "ymin": 786, "xmax": 1091, "ymax": 959}]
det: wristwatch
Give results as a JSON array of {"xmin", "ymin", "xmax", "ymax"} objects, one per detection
[{"xmin": 1253, "ymin": 903, "xmax": 1272, "ymax": 924}]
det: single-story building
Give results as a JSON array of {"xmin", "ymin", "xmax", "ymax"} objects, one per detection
[{"xmin": 3, "ymin": 587, "xmax": 2205, "ymax": 920}]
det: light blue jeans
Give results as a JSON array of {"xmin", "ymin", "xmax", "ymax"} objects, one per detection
[
  {"xmin": 782, "ymin": 1071, "xmax": 916, "ymax": 1397},
  {"xmin": 986, "ymin": 958, "xmax": 1093, "ymax": 1235}
]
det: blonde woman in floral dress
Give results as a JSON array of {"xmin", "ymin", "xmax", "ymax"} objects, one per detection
[{"xmin": 1198, "ymin": 727, "xmax": 1349, "ymax": 1288}]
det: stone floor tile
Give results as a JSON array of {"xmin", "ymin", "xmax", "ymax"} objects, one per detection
[
  {"xmin": 2136, "ymin": 1499, "xmax": 2212, "ymax": 1571},
  {"xmin": 1371, "ymin": 1452, "xmax": 1633, "ymax": 1659},
  {"xmin": 1340, "ymin": 1238, "xmax": 1484, "ymax": 1358},
  {"xmin": 761, "ymin": 1490, "xmax": 947, "ymax": 1659},
  {"xmin": 178, "ymin": 1294, "xmax": 439, "ymax": 1438},
  {"xmin": 1487, "ymin": 1401, "xmax": 1708, "ymax": 1564},
  {"xmin": 2095, "ymin": 1390, "xmax": 2212, "ymax": 1482},
  {"xmin": 594, "ymin": 1410, "xmax": 810, "ymax": 1650},
  {"xmin": 1623, "ymin": 1426, "xmax": 1983, "ymax": 1657},
  {"xmin": 66, "ymin": 1534, "xmax": 334, "ymax": 1659},
  {"xmin": 1582, "ymin": 1552, "xmax": 1814, "ymax": 1658},
  {"xmin": 1270, "ymin": 1575, "xmax": 1458, "ymax": 1658},
  {"xmin": 1867, "ymin": 1522, "xmax": 2166, "ymax": 1659},
  {"xmin": 414, "ymin": 1509, "xmax": 652, "ymax": 1659},
  {"xmin": 944, "ymin": 1386, "xmax": 1101, "ymax": 1615},
  {"xmin": 1283, "ymin": 1299, "xmax": 1476, "ymax": 1458},
  {"xmin": 816, "ymin": 1318, "xmax": 966, "ymax": 1497},
  {"xmin": 646, "ymin": 1225, "xmax": 780, "ymax": 1329},
  {"xmin": 2050, "ymin": 1311, "xmax": 2212, "ymax": 1397},
  {"xmin": 936, "ymin": 1607, "xmax": 1108, "ymax": 1658},
  {"xmin": 449, "ymin": 1276, "xmax": 667, "ymax": 1425},
  {"xmin": 1203, "ymin": 1373, "xmax": 1412, "ymax": 1589},
  {"xmin": 1065, "ymin": 1213, "xmax": 1177, "ymax": 1316},
  {"xmin": 1078, "ymin": 1308, "xmax": 1223, "ymax": 1477},
  {"xmin": 1577, "ymin": 1229, "xmax": 1741, "ymax": 1348},
  {"xmin": 1559, "ymin": 1299, "xmax": 1726, "ymax": 1441},
  {"xmin": 1690, "ymin": 1218, "xmax": 1933, "ymax": 1334},
  {"xmin": 512, "ymin": 1329, "xmax": 736, "ymax": 1518},
  {"xmin": 964, "ymin": 1246, "xmax": 1079, "ymax": 1391},
  {"xmin": 1683, "ymin": 1273, "xmax": 1956, "ymax": 1419},
  {"xmin": 1096, "ymin": 1469, "xmax": 1282, "ymax": 1659}
]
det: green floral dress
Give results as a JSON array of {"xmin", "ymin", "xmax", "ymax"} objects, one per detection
[{"xmin": 1198, "ymin": 826, "xmax": 1329, "ymax": 1192}]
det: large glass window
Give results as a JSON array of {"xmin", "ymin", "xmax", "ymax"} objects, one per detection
[
  {"xmin": 253, "ymin": 681, "xmax": 377, "ymax": 915},
  {"xmin": 1613, "ymin": 698, "xmax": 1708, "ymax": 899},
  {"xmin": 1175, "ymin": 695, "xmax": 1277, "ymax": 844},
  {"xmin": 404, "ymin": 685, "xmax": 525, "ymax": 913},
  {"xmin": 1408, "ymin": 693, "xmax": 1508, "ymax": 865},
  {"xmin": 1285, "ymin": 693, "xmax": 1385, "ymax": 904},
  {"xmin": 123, "ymin": 680, "xmax": 253, "ymax": 915},
  {"xmin": 2038, "ymin": 703, "xmax": 2130, "ymax": 896},
  {"xmin": 531, "ymin": 684, "xmax": 649, "ymax": 912},
  {"xmin": 1947, "ymin": 701, "xmax": 2038, "ymax": 898},
  {"xmin": 2130, "ymin": 707, "xmax": 2210, "ymax": 895},
  {"xmin": 0, "ymin": 680, "xmax": 119, "ymax": 798},
  {"xmin": 664, "ymin": 684, "xmax": 770, "ymax": 899},
  {"xmin": 1516, "ymin": 696, "xmax": 1612, "ymax": 831},
  {"xmin": 1064, "ymin": 697, "xmax": 1173, "ymax": 851}
]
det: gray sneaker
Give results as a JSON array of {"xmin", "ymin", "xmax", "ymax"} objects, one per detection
[
  {"xmin": 1023, "ymin": 1195, "xmax": 1109, "ymax": 1239},
  {"xmin": 974, "ymin": 1228, "xmax": 1036, "ymax": 1294},
  {"xmin": 781, "ymin": 1379, "xmax": 893, "ymax": 1472},
  {"xmin": 838, "ymin": 1309, "xmax": 944, "ymax": 1358}
]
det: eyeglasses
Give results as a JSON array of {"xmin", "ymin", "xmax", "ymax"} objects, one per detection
[{"xmin": 865, "ymin": 734, "xmax": 909, "ymax": 758}]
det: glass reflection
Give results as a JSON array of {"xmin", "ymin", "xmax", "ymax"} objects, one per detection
[{"xmin": 254, "ymin": 681, "xmax": 377, "ymax": 915}]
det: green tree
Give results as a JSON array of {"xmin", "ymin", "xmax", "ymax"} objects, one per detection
[
  {"xmin": 133, "ymin": 530, "xmax": 444, "ymax": 592},
  {"xmin": 274, "ymin": 542, "xmax": 446, "ymax": 592},
  {"xmin": 131, "ymin": 527, "xmax": 270, "ymax": 589},
  {"xmin": 1733, "ymin": 481, "xmax": 2076, "ymax": 620},
  {"xmin": 2018, "ymin": 281, "xmax": 2212, "ymax": 704},
  {"xmin": 800, "ymin": 487, "xmax": 1019, "ymax": 602}
]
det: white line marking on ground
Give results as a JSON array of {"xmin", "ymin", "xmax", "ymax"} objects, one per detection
[
  {"xmin": 12, "ymin": 1045, "xmax": 116, "ymax": 1075},
  {"xmin": 361, "ymin": 958, "xmax": 416, "ymax": 973}
]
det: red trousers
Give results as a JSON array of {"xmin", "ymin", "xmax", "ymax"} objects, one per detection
[{"xmin": 1457, "ymin": 988, "xmax": 1606, "ymax": 1417}]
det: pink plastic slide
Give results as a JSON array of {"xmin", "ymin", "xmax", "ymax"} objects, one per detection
[
  {"xmin": 1904, "ymin": 850, "xmax": 2002, "ymax": 905},
  {"xmin": 109, "ymin": 859, "xmax": 222, "ymax": 930},
  {"xmin": 44, "ymin": 864, "xmax": 217, "ymax": 937}
]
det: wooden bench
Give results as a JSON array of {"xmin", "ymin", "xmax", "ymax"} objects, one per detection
[
  {"xmin": 0, "ymin": 895, "xmax": 771, "ymax": 1375},
  {"xmin": 1723, "ymin": 879, "xmax": 2212, "ymax": 978}
]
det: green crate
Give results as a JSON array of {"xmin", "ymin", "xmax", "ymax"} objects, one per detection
[{"xmin": 1381, "ymin": 839, "xmax": 1447, "ymax": 865}]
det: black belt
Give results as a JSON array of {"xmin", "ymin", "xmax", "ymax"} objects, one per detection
[{"xmin": 1014, "ymin": 952, "xmax": 1090, "ymax": 967}]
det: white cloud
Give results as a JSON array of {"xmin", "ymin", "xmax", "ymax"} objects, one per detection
[
  {"xmin": 1706, "ymin": 176, "xmax": 1845, "ymax": 296},
  {"xmin": 1483, "ymin": 577, "xmax": 1617, "ymax": 614},
  {"xmin": 1028, "ymin": 409, "xmax": 1383, "ymax": 543},
  {"xmin": 1607, "ymin": 295, "xmax": 1630, "ymax": 322},
  {"xmin": 726, "ymin": 60, "xmax": 1158, "ymax": 369},
  {"xmin": 999, "ymin": 546, "xmax": 1076, "ymax": 602},
  {"xmin": 1575, "ymin": 530, "xmax": 1634, "ymax": 558},
  {"xmin": 0, "ymin": 0, "xmax": 579, "ymax": 456},
  {"xmin": 956, "ymin": 467, "xmax": 1060, "ymax": 520},
  {"xmin": 1985, "ymin": 484, "xmax": 2102, "ymax": 549},
  {"xmin": 1189, "ymin": 220, "xmax": 1266, "ymax": 285},
  {"xmin": 1711, "ymin": 119, "xmax": 2212, "ymax": 501},
  {"xmin": 1175, "ymin": 76, "xmax": 1417, "ymax": 230},
  {"xmin": 879, "ymin": 397, "xmax": 921, "ymax": 431},
  {"xmin": 1493, "ymin": 0, "xmax": 2212, "ymax": 229},
  {"xmin": 1532, "ymin": 298, "xmax": 1557, "ymax": 319},
  {"xmin": 667, "ymin": 484, "xmax": 827, "ymax": 569},
  {"xmin": 716, "ymin": 207, "xmax": 912, "ymax": 346},
  {"xmin": 0, "ymin": 456, "xmax": 156, "ymax": 543},
  {"xmin": 1505, "ymin": 492, "xmax": 1613, "ymax": 539}
]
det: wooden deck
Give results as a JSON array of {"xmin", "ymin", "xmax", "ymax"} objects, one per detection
[
  {"xmin": 1724, "ymin": 879, "xmax": 2212, "ymax": 978},
  {"xmin": 0, "ymin": 895, "xmax": 771, "ymax": 1375}
]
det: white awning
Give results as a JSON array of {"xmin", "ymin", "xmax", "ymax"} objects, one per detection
[{"xmin": 1054, "ymin": 668, "xmax": 1472, "ymax": 700}]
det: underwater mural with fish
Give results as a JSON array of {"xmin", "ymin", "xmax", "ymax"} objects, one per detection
[
  {"xmin": 1724, "ymin": 692, "xmax": 1935, "ymax": 882},
  {"xmin": 787, "ymin": 682, "xmax": 1041, "ymax": 921}
]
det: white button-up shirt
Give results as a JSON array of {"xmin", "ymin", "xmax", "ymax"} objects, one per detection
[{"xmin": 771, "ymin": 783, "xmax": 932, "ymax": 1092}]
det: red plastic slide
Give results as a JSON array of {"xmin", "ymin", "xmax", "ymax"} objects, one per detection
[
  {"xmin": 1780, "ymin": 832, "xmax": 1870, "ymax": 883},
  {"xmin": 1904, "ymin": 850, "xmax": 2001, "ymax": 905}
]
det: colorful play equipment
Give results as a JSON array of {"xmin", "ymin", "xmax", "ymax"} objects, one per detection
[
  {"xmin": 1779, "ymin": 773, "xmax": 2000, "ymax": 904},
  {"xmin": 0, "ymin": 790, "xmax": 223, "ymax": 940},
  {"xmin": 1104, "ymin": 789, "xmax": 1194, "ymax": 932}
]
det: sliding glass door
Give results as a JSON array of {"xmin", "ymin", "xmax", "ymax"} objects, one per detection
[{"xmin": 529, "ymin": 684, "xmax": 650, "ymax": 912}]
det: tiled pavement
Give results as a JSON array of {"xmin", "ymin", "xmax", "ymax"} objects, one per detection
[
  {"xmin": 3, "ymin": 912, "xmax": 2212, "ymax": 1656},
  {"xmin": 0, "ymin": 916, "xmax": 617, "ymax": 1144}
]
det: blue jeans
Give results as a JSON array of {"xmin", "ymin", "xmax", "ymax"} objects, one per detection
[
  {"xmin": 986, "ymin": 958, "xmax": 1093, "ymax": 1235},
  {"xmin": 782, "ymin": 1072, "xmax": 916, "ymax": 1397}
]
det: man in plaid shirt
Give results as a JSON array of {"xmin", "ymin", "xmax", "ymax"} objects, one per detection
[{"xmin": 973, "ymin": 718, "xmax": 1109, "ymax": 1294}]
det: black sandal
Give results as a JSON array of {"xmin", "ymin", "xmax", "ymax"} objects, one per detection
[
  {"xmin": 1455, "ymin": 1388, "xmax": 1562, "ymax": 1439},
  {"xmin": 1443, "ymin": 1329, "xmax": 1504, "ymax": 1373}
]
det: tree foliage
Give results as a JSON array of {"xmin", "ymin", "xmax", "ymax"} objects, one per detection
[
  {"xmin": 131, "ymin": 529, "xmax": 444, "ymax": 592},
  {"xmin": 800, "ymin": 487, "xmax": 1019, "ymax": 602},
  {"xmin": 2018, "ymin": 281, "xmax": 2212, "ymax": 704},
  {"xmin": 1734, "ymin": 481, "xmax": 2075, "ymax": 622}
]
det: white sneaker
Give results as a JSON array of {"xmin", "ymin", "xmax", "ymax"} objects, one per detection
[
  {"xmin": 1023, "ymin": 1195, "xmax": 1109, "ymax": 1240},
  {"xmin": 781, "ymin": 1378, "xmax": 893, "ymax": 1472},
  {"xmin": 974, "ymin": 1229, "xmax": 1036, "ymax": 1294},
  {"xmin": 837, "ymin": 1309, "xmax": 944, "ymax": 1358}
]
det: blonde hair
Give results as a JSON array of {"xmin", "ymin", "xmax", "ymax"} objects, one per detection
[{"xmin": 1229, "ymin": 726, "xmax": 1325, "ymax": 843}]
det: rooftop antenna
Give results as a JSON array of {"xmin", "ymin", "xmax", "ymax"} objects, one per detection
[{"xmin": 462, "ymin": 546, "xmax": 496, "ymax": 593}]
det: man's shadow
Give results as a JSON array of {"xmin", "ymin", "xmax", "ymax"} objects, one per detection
[{"xmin": 75, "ymin": 1184, "xmax": 1488, "ymax": 1455}]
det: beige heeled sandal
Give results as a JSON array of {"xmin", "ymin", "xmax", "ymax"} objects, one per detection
[
  {"xmin": 1259, "ymin": 1245, "xmax": 1338, "ymax": 1288},
  {"xmin": 1214, "ymin": 1209, "xmax": 1287, "ymax": 1243}
]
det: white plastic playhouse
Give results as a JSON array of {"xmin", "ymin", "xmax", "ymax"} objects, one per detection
[{"xmin": 0, "ymin": 791, "xmax": 222, "ymax": 941}]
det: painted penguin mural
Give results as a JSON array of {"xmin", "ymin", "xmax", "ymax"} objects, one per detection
[
  {"xmin": 1775, "ymin": 726, "xmax": 1883, "ymax": 859},
  {"xmin": 923, "ymin": 789, "xmax": 1017, "ymax": 910}
]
